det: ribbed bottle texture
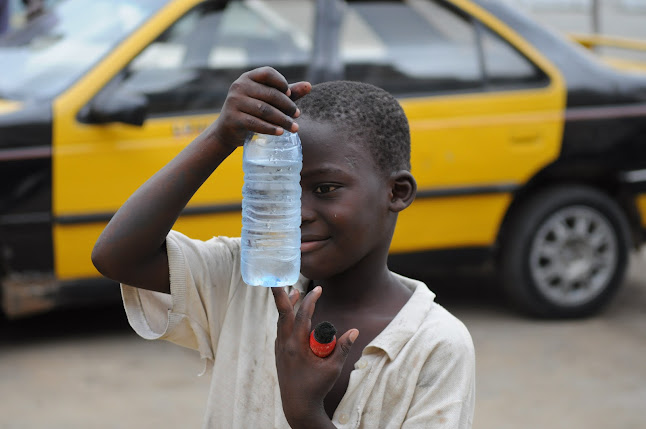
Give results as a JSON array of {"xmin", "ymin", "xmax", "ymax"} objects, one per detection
[{"xmin": 241, "ymin": 131, "xmax": 302, "ymax": 287}]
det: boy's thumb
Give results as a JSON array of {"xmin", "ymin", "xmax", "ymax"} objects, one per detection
[{"xmin": 336, "ymin": 329, "xmax": 359, "ymax": 359}]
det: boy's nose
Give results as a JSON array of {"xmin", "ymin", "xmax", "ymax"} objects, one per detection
[{"xmin": 301, "ymin": 195, "xmax": 315, "ymax": 224}]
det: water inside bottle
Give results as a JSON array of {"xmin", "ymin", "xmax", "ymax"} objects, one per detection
[{"xmin": 241, "ymin": 132, "xmax": 302, "ymax": 287}]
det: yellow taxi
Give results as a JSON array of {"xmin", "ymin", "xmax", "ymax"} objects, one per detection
[{"xmin": 2, "ymin": 0, "xmax": 646, "ymax": 318}]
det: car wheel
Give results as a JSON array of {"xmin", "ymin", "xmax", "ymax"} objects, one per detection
[{"xmin": 500, "ymin": 185, "xmax": 631, "ymax": 318}]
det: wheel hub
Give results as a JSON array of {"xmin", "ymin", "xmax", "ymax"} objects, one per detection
[
  {"xmin": 560, "ymin": 239, "xmax": 595, "ymax": 282},
  {"xmin": 564, "ymin": 259, "xmax": 592, "ymax": 282},
  {"xmin": 529, "ymin": 206, "xmax": 617, "ymax": 306}
]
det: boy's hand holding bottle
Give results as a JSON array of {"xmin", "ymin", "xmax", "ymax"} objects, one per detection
[{"xmin": 208, "ymin": 66, "xmax": 311, "ymax": 152}]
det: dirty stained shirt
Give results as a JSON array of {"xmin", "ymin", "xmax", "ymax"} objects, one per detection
[{"xmin": 121, "ymin": 230, "xmax": 475, "ymax": 428}]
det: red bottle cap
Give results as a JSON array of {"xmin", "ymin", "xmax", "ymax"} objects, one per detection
[{"xmin": 309, "ymin": 321, "xmax": 337, "ymax": 358}]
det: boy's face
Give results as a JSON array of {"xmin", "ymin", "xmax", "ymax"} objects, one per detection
[{"xmin": 298, "ymin": 118, "xmax": 394, "ymax": 281}]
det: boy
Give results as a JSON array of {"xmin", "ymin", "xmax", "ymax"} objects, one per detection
[{"xmin": 92, "ymin": 67, "xmax": 475, "ymax": 428}]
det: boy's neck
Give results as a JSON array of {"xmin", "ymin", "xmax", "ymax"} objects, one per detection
[{"xmin": 311, "ymin": 255, "xmax": 406, "ymax": 312}]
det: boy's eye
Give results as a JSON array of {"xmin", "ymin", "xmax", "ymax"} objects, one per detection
[{"xmin": 314, "ymin": 184, "xmax": 338, "ymax": 194}]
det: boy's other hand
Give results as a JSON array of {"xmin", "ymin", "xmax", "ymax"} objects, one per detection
[
  {"xmin": 272, "ymin": 286, "xmax": 359, "ymax": 427},
  {"xmin": 210, "ymin": 66, "xmax": 311, "ymax": 150}
]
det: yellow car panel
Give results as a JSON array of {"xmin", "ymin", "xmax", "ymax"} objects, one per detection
[{"xmin": 393, "ymin": 193, "xmax": 513, "ymax": 252}]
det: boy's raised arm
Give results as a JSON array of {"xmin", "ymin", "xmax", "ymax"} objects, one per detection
[{"xmin": 91, "ymin": 67, "xmax": 311, "ymax": 294}]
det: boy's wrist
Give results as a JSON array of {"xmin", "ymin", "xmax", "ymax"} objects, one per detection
[
  {"xmin": 203, "ymin": 120, "xmax": 251, "ymax": 153},
  {"xmin": 197, "ymin": 123, "xmax": 241, "ymax": 159}
]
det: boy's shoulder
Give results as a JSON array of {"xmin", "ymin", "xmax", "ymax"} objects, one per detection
[
  {"xmin": 169, "ymin": 229, "xmax": 241, "ymax": 245},
  {"xmin": 168, "ymin": 229, "xmax": 241, "ymax": 258},
  {"xmin": 167, "ymin": 230, "xmax": 243, "ymax": 283},
  {"xmin": 393, "ymin": 273, "xmax": 474, "ymax": 360},
  {"xmin": 422, "ymin": 301, "xmax": 474, "ymax": 352}
]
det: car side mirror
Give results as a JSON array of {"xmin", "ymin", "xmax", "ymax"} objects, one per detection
[{"xmin": 78, "ymin": 88, "xmax": 148, "ymax": 126}]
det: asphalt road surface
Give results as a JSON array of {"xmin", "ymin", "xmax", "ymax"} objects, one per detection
[{"xmin": 1, "ymin": 252, "xmax": 645, "ymax": 429}]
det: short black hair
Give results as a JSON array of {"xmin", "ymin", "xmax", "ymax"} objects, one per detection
[{"xmin": 295, "ymin": 81, "xmax": 411, "ymax": 174}]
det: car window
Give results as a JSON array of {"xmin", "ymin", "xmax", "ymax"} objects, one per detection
[
  {"xmin": 480, "ymin": 25, "xmax": 549, "ymax": 88},
  {"xmin": 340, "ymin": 0, "xmax": 483, "ymax": 96},
  {"xmin": 0, "ymin": 0, "xmax": 164, "ymax": 100},
  {"xmin": 120, "ymin": 0, "xmax": 315, "ymax": 116}
]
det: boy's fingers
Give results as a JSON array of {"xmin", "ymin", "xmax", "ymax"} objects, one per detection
[
  {"xmin": 237, "ymin": 98, "xmax": 297, "ymax": 134},
  {"xmin": 271, "ymin": 287, "xmax": 295, "ymax": 337},
  {"xmin": 293, "ymin": 286, "xmax": 321, "ymax": 338},
  {"xmin": 288, "ymin": 288, "xmax": 300, "ymax": 307},
  {"xmin": 288, "ymin": 81, "xmax": 312, "ymax": 103},
  {"xmin": 247, "ymin": 84, "xmax": 298, "ymax": 121},
  {"xmin": 243, "ymin": 82, "xmax": 299, "ymax": 117},
  {"xmin": 246, "ymin": 66, "xmax": 290, "ymax": 94},
  {"xmin": 235, "ymin": 112, "xmax": 285, "ymax": 136},
  {"xmin": 271, "ymin": 287, "xmax": 293, "ymax": 316},
  {"xmin": 333, "ymin": 329, "xmax": 359, "ymax": 360}
]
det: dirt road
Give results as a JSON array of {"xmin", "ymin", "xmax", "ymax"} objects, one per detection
[{"xmin": 2, "ymin": 253, "xmax": 645, "ymax": 429}]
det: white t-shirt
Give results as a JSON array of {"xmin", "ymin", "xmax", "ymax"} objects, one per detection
[{"xmin": 121, "ymin": 230, "xmax": 475, "ymax": 428}]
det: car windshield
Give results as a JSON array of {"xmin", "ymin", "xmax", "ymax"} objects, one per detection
[{"xmin": 0, "ymin": 0, "xmax": 167, "ymax": 101}]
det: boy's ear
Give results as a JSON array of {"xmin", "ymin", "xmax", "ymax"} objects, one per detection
[{"xmin": 388, "ymin": 171, "xmax": 417, "ymax": 213}]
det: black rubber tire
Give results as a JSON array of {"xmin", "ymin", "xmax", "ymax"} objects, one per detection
[{"xmin": 499, "ymin": 185, "xmax": 631, "ymax": 318}]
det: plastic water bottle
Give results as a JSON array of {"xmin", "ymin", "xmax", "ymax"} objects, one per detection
[{"xmin": 241, "ymin": 131, "xmax": 302, "ymax": 287}]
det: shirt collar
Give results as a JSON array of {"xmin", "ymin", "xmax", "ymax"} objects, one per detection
[{"xmin": 365, "ymin": 274, "xmax": 436, "ymax": 361}]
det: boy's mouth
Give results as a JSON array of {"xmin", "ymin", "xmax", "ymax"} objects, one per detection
[{"xmin": 301, "ymin": 235, "xmax": 329, "ymax": 253}]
